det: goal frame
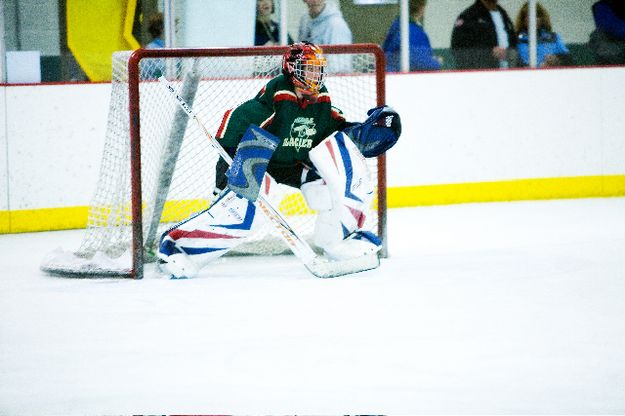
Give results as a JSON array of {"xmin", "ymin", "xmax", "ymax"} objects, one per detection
[{"xmin": 127, "ymin": 44, "xmax": 387, "ymax": 279}]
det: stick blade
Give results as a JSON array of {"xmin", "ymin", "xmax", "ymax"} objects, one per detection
[{"xmin": 305, "ymin": 254, "xmax": 380, "ymax": 278}]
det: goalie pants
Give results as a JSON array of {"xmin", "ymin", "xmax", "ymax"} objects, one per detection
[{"xmin": 215, "ymin": 152, "xmax": 321, "ymax": 192}]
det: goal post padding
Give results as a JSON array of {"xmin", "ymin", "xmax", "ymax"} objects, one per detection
[{"xmin": 40, "ymin": 44, "xmax": 387, "ymax": 279}]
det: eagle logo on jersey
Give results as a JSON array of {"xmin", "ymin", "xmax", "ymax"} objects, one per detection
[{"xmin": 284, "ymin": 117, "xmax": 316, "ymax": 152}]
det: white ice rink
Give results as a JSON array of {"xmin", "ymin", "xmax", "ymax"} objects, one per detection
[{"xmin": 1, "ymin": 198, "xmax": 624, "ymax": 414}]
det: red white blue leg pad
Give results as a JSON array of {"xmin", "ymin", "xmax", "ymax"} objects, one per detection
[
  {"xmin": 157, "ymin": 189, "xmax": 259, "ymax": 278},
  {"xmin": 305, "ymin": 131, "xmax": 381, "ymax": 260}
]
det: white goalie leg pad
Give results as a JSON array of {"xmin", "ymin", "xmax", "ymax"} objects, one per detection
[
  {"xmin": 157, "ymin": 188, "xmax": 261, "ymax": 278},
  {"xmin": 301, "ymin": 178, "xmax": 347, "ymax": 255},
  {"xmin": 300, "ymin": 178, "xmax": 341, "ymax": 249},
  {"xmin": 307, "ymin": 131, "xmax": 381, "ymax": 260},
  {"xmin": 300, "ymin": 178, "xmax": 332, "ymax": 211}
]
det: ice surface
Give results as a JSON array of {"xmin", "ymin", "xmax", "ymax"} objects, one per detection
[{"xmin": 1, "ymin": 198, "xmax": 624, "ymax": 414}]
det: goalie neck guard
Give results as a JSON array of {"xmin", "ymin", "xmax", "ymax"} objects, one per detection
[{"xmin": 282, "ymin": 42, "xmax": 327, "ymax": 101}]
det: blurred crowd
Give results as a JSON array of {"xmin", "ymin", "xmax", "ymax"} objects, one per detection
[
  {"xmin": 215, "ymin": 0, "xmax": 623, "ymax": 72},
  {"xmin": 99, "ymin": 0, "xmax": 625, "ymax": 81},
  {"xmin": 384, "ymin": 0, "xmax": 624, "ymax": 71}
]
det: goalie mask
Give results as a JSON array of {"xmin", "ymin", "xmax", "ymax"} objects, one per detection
[{"xmin": 282, "ymin": 42, "xmax": 327, "ymax": 100}]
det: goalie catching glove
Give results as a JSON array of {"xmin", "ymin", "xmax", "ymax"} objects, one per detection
[{"xmin": 343, "ymin": 105, "xmax": 402, "ymax": 157}]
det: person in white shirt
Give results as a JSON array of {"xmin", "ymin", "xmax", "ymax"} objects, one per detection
[{"xmin": 298, "ymin": 0, "xmax": 353, "ymax": 73}]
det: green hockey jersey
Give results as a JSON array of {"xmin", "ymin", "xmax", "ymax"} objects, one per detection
[{"xmin": 216, "ymin": 74, "xmax": 346, "ymax": 172}]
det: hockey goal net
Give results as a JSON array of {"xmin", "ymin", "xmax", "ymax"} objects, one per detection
[{"xmin": 41, "ymin": 44, "xmax": 387, "ymax": 278}]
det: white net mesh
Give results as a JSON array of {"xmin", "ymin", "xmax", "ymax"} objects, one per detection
[{"xmin": 41, "ymin": 47, "xmax": 383, "ymax": 277}]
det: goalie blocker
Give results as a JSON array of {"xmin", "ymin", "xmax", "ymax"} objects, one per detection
[{"xmin": 157, "ymin": 128, "xmax": 388, "ymax": 279}]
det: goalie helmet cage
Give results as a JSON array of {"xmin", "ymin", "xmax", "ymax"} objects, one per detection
[{"xmin": 42, "ymin": 44, "xmax": 387, "ymax": 279}]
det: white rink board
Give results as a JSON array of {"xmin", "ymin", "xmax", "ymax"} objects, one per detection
[
  {"xmin": 4, "ymin": 83, "xmax": 110, "ymax": 209},
  {"xmin": 1, "ymin": 66, "xmax": 625, "ymax": 211},
  {"xmin": 0, "ymin": 88, "xmax": 8, "ymax": 212},
  {"xmin": 386, "ymin": 66, "xmax": 625, "ymax": 187}
]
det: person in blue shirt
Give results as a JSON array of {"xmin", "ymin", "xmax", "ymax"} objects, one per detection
[
  {"xmin": 382, "ymin": 0, "xmax": 441, "ymax": 72},
  {"xmin": 514, "ymin": 2, "xmax": 572, "ymax": 67},
  {"xmin": 141, "ymin": 12, "xmax": 165, "ymax": 79},
  {"xmin": 145, "ymin": 12, "xmax": 165, "ymax": 49}
]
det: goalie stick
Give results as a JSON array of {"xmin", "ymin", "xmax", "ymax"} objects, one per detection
[{"xmin": 159, "ymin": 76, "xmax": 380, "ymax": 278}]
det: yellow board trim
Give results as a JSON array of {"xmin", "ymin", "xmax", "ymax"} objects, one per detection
[
  {"xmin": 0, "ymin": 210, "xmax": 9, "ymax": 233},
  {"xmin": 388, "ymin": 175, "xmax": 625, "ymax": 207},
  {"xmin": 3, "ymin": 175, "xmax": 625, "ymax": 234},
  {"xmin": 5, "ymin": 206, "xmax": 89, "ymax": 234}
]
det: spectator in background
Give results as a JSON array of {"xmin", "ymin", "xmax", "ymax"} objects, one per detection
[
  {"xmin": 382, "ymin": 0, "xmax": 441, "ymax": 72},
  {"xmin": 589, "ymin": 0, "xmax": 625, "ymax": 64},
  {"xmin": 451, "ymin": 0, "xmax": 517, "ymax": 69},
  {"xmin": 255, "ymin": 0, "xmax": 293, "ymax": 46},
  {"xmin": 299, "ymin": 0, "xmax": 353, "ymax": 73},
  {"xmin": 145, "ymin": 12, "xmax": 165, "ymax": 49},
  {"xmin": 142, "ymin": 12, "xmax": 165, "ymax": 79},
  {"xmin": 515, "ymin": 2, "xmax": 572, "ymax": 67},
  {"xmin": 298, "ymin": 0, "xmax": 352, "ymax": 45}
]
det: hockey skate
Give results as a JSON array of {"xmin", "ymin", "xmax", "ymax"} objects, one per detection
[
  {"xmin": 322, "ymin": 230, "xmax": 382, "ymax": 261},
  {"xmin": 157, "ymin": 239, "xmax": 199, "ymax": 279}
]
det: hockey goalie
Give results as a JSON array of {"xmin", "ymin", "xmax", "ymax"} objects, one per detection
[{"xmin": 157, "ymin": 42, "xmax": 401, "ymax": 279}]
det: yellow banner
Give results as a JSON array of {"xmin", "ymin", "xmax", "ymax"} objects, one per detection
[{"xmin": 67, "ymin": 0, "xmax": 140, "ymax": 81}]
